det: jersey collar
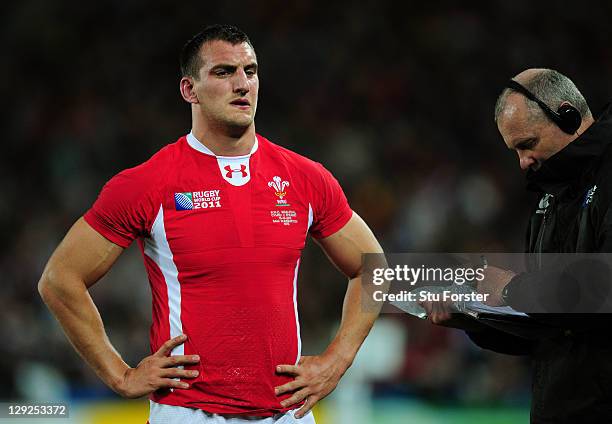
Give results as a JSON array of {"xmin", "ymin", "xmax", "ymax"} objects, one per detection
[{"xmin": 186, "ymin": 131, "xmax": 258, "ymax": 158}]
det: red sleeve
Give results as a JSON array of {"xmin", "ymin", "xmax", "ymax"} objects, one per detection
[
  {"xmin": 83, "ymin": 165, "xmax": 161, "ymax": 248},
  {"xmin": 308, "ymin": 162, "xmax": 353, "ymax": 239}
]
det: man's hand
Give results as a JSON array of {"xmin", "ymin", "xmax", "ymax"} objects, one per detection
[
  {"xmin": 419, "ymin": 299, "xmax": 454, "ymax": 325},
  {"xmin": 116, "ymin": 334, "xmax": 200, "ymax": 398},
  {"xmin": 477, "ymin": 265, "xmax": 516, "ymax": 306},
  {"xmin": 275, "ymin": 353, "xmax": 348, "ymax": 418}
]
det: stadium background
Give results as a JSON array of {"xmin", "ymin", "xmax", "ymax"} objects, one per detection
[{"xmin": 3, "ymin": 1, "xmax": 611, "ymax": 422}]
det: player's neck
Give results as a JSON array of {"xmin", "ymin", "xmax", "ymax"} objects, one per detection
[{"xmin": 191, "ymin": 123, "xmax": 256, "ymax": 156}]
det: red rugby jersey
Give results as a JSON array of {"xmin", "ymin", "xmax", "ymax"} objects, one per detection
[{"xmin": 83, "ymin": 132, "xmax": 353, "ymax": 415}]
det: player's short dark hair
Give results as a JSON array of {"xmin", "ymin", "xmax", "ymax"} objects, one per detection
[{"xmin": 180, "ymin": 24, "xmax": 253, "ymax": 79}]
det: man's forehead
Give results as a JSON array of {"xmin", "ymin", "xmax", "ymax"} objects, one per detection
[
  {"xmin": 199, "ymin": 40, "xmax": 257, "ymax": 66},
  {"xmin": 498, "ymin": 94, "xmax": 538, "ymax": 146},
  {"xmin": 499, "ymin": 94, "xmax": 532, "ymax": 130},
  {"xmin": 501, "ymin": 92, "xmax": 528, "ymax": 120}
]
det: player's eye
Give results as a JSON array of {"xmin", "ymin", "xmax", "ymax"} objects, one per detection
[{"xmin": 214, "ymin": 68, "xmax": 232, "ymax": 76}]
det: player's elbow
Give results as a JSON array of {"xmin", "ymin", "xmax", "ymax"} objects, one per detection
[
  {"xmin": 38, "ymin": 268, "xmax": 58, "ymax": 305},
  {"xmin": 38, "ymin": 266, "xmax": 72, "ymax": 306}
]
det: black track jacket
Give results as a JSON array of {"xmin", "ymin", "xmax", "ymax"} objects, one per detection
[{"xmin": 468, "ymin": 104, "xmax": 612, "ymax": 424}]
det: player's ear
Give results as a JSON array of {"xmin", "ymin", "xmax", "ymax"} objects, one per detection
[{"xmin": 180, "ymin": 77, "xmax": 199, "ymax": 104}]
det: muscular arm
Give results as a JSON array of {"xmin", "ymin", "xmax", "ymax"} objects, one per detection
[
  {"xmin": 275, "ymin": 212, "xmax": 384, "ymax": 417},
  {"xmin": 38, "ymin": 218, "xmax": 199, "ymax": 397},
  {"xmin": 38, "ymin": 218, "xmax": 129, "ymax": 391},
  {"xmin": 314, "ymin": 212, "xmax": 383, "ymax": 366}
]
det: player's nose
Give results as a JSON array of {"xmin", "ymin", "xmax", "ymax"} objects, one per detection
[{"xmin": 232, "ymin": 69, "xmax": 249, "ymax": 94}]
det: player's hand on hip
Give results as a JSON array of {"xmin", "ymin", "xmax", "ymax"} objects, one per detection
[
  {"xmin": 116, "ymin": 334, "xmax": 200, "ymax": 398},
  {"xmin": 275, "ymin": 354, "xmax": 346, "ymax": 419}
]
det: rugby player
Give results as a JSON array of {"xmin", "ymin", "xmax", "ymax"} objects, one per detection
[{"xmin": 38, "ymin": 24, "xmax": 383, "ymax": 423}]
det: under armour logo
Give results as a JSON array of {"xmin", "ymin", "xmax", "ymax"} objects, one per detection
[{"xmin": 224, "ymin": 164, "xmax": 248, "ymax": 178}]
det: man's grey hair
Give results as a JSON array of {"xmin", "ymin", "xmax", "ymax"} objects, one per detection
[{"xmin": 494, "ymin": 69, "xmax": 592, "ymax": 124}]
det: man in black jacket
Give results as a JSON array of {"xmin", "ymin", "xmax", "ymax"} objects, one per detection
[{"xmin": 469, "ymin": 68, "xmax": 612, "ymax": 423}]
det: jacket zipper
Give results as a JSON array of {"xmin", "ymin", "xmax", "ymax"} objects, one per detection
[
  {"xmin": 536, "ymin": 194, "xmax": 552, "ymax": 269},
  {"xmin": 537, "ymin": 214, "xmax": 546, "ymax": 269}
]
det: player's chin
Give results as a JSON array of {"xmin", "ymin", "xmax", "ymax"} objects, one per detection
[
  {"xmin": 222, "ymin": 117, "xmax": 254, "ymax": 134},
  {"xmin": 226, "ymin": 113, "xmax": 254, "ymax": 128}
]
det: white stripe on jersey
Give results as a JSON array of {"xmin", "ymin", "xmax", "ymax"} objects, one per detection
[
  {"xmin": 291, "ymin": 258, "xmax": 301, "ymax": 366},
  {"xmin": 307, "ymin": 203, "xmax": 314, "ymax": 232},
  {"xmin": 144, "ymin": 205, "xmax": 184, "ymax": 357},
  {"xmin": 291, "ymin": 204, "xmax": 314, "ymax": 365}
]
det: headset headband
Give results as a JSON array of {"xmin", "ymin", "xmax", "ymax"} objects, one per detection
[
  {"xmin": 506, "ymin": 80, "xmax": 559, "ymax": 121},
  {"xmin": 505, "ymin": 79, "xmax": 582, "ymax": 134}
]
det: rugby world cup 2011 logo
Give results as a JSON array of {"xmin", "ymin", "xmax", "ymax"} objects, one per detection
[
  {"xmin": 268, "ymin": 176, "xmax": 290, "ymax": 206},
  {"xmin": 175, "ymin": 192, "xmax": 194, "ymax": 210},
  {"xmin": 174, "ymin": 190, "xmax": 222, "ymax": 211}
]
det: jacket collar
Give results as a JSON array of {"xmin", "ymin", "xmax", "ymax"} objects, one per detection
[{"xmin": 527, "ymin": 103, "xmax": 612, "ymax": 195}]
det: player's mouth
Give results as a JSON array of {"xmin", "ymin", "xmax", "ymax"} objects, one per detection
[{"xmin": 230, "ymin": 98, "xmax": 251, "ymax": 110}]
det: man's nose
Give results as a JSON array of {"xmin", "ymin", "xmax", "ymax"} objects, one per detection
[
  {"xmin": 232, "ymin": 70, "xmax": 249, "ymax": 94},
  {"xmin": 518, "ymin": 152, "xmax": 535, "ymax": 170}
]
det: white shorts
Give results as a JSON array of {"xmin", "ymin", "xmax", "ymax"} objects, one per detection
[{"xmin": 149, "ymin": 400, "xmax": 316, "ymax": 424}]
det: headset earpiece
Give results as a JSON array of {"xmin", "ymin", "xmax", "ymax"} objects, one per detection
[{"xmin": 556, "ymin": 103, "xmax": 582, "ymax": 134}]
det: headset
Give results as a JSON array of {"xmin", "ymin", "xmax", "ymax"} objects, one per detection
[{"xmin": 506, "ymin": 80, "xmax": 582, "ymax": 135}]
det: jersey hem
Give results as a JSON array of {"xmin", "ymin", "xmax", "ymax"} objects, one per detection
[
  {"xmin": 149, "ymin": 398, "xmax": 304, "ymax": 417},
  {"xmin": 311, "ymin": 209, "xmax": 354, "ymax": 239}
]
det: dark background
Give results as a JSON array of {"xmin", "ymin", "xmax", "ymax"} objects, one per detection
[{"xmin": 2, "ymin": 0, "xmax": 610, "ymax": 415}]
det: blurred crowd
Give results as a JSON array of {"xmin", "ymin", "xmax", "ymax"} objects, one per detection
[{"xmin": 3, "ymin": 0, "xmax": 612, "ymax": 410}]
